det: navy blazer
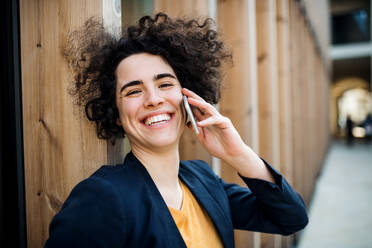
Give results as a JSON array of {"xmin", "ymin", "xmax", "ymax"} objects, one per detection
[{"xmin": 44, "ymin": 151, "xmax": 308, "ymax": 248}]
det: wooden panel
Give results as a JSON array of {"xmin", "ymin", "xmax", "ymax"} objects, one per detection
[
  {"xmin": 256, "ymin": 0, "xmax": 281, "ymax": 247},
  {"xmin": 304, "ymin": 28, "xmax": 312, "ymax": 204},
  {"xmin": 288, "ymin": 0, "xmax": 301, "ymax": 195},
  {"xmin": 153, "ymin": 0, "xmax": 212, "ymax": 164},
  {"xmin": 20, "ymin": 1, "xmax": 106, "ymax": 247},
  {"xmin": 298, "ymin": 16, "xmax": 308, "ymax": 204},
  {"xmin": 276, "ymin": 0, "xmax": 292, "ymax": 185},
  {"xmin": 256, "ymin": 0, "xmax": 280, "ymax": 167},
  {"xmin": 305, "ymin": 22, "xmax": 316, "ymax": 205},
  {"xmin": 288, "ymin": 1, "xmax": 304, "ymax": 243},
  {"xmin": 153, "ymin": 0, "xmax": 209, "ymax": 17},
  {"xmin": 302, "ymin": 0, "xmax": 330, "ymax": 65},
  {"xmin": 217, "ymin": 1, "xmax": 258, "ymax": 247},
  {"xmin": 276, "ymin": 0, "xmax": 293, "ymax": 247}
]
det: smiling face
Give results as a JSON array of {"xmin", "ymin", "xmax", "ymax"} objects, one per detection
[{"xmin": 115, "ymin": 53, "xmax": 185, "ymax": 152}]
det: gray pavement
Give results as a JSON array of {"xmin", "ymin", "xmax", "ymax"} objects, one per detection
[{"xmin": 297, "ymin": 140, "xmax": 372, "ymax": 248}]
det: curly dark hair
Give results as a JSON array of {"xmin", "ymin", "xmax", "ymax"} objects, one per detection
[{"xmin": 63, "ymin": 13, "xmax": 231, "ymax": 141}]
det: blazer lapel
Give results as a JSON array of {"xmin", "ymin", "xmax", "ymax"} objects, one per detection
[
  {"xmin": 179, "ymin": 162, "xmax": 234, "ymax": 248},
  {"xmin": 126, "ymin": 151, "xmax": 187, "ymax": 248}
]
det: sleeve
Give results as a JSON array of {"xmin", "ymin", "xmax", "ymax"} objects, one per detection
[
  {"xmin": 221, "ymin": 159, "xmax": 309, "ymax": 236},
  {"xmin": 44, "ymin": 177, "xmax": 126, "ymax": 248}
]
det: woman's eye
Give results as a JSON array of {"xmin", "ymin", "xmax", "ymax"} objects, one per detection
[
  {"xmin": 159, "ymin": 83, "xmax": 173, "ymax": 88},
  {"xmin": 125, "ymin": 90, "xmax": 141, "ymax": 96}
]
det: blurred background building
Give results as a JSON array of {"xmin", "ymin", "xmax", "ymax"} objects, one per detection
[
  {"xmin": 1, "ymin": 0, "xmax": 371, "ymax": 248},
  {"xmin": 330, "ymin": 0, "xmax": 372, "ymax": 141}
]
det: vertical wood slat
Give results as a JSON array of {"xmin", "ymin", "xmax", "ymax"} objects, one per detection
[
  {"xmin": 288, "ymin": 0, "xmax": 301, "ymax": 194},
  {"xmin": 256, "ymin": 0, "xmax": 280, "ymax": 170},
  {"xmin": 299, "ymin": 15, "xmax": 309, "ymax": 205},
  {"xmin": 20, "ymin": 1, "xmax": 107, "ymax": 247},
  {"xmin": 288, "ymin": 0, "xmax": 302, "ymax": 242},
  {"xmin": 276, "ymin": 0, "xmax": 292, "ymax": 186},
  {"xmin": 152, "ymin": 0, "xmax": 212, "ymax": 164},
  {"xmin": 297, "ymin": 6, "xmax": 305, "ymax": 203},
  {"xmin": 306, "ymin": 17, "xmax": 311, "ymax": 204},
  {"xmin": 153, "ymin": 0, "xmax": 209, "ymax": 18},
  {"xmin": 305, "ymin": 19, "xmax": 316, "ymax": 205},
  {"xmin": 217, "ymin": 1, "xmax": 258, "ymax": 247},
  {"xmin": 255, "ymin": 0, "xmax": 281, "ymax": 247},
  {"xmin": 276, "ymin": 0, "xmax": 293, "ymax": 247}
]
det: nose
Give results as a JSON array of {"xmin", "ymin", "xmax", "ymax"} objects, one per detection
[{"xmin": 143, "ymin": 88, "xmax": 164, "ymax": 108}]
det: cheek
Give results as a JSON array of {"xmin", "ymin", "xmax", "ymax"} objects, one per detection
[
  {"xmin": 116, "ymin": 100, "xmax": 138, "ymax": 122},
  {"xmin": 171, "ymin": 88, "xmax": 183, "ymax": 105},
  {"xmin": 175, "ymin": 95, "xmax": 183, "ymax": 106}
]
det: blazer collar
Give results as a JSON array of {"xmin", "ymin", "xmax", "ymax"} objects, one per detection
[
  {"xmin": 124, "ymin": 151, "xmax": 187, "ymax": 248},
  {"xmin": 179, "ymin": 161, "xmax": 233, "ymax": 248}
]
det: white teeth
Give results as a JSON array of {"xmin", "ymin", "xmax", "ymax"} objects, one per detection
[{"xmin": 144, "ymin": 114, "xmax": 171, "ymax": 126}]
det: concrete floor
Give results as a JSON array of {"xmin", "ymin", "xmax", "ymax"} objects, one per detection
[{"xmin": 297, "ymin": 140, "xmax": 372, "ymax": 248}]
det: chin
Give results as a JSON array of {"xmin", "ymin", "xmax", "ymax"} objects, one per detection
[{"xmin": 147, "ymin": 136, "xmax": 180, "ymax": 149}]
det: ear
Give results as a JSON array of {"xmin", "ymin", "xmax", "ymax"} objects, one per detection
[{"xmin": 116, "ymin": 118, "xmax": 122, "ymax": 126}]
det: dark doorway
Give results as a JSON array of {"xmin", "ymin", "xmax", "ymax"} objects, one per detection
[{"xmin": 0, "ymin": 0, "xmax": 27, "ymax": 247}]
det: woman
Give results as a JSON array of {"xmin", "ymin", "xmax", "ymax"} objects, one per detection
[{"xmin": 45, "ymin": 13, "xmax": 308, "ymax": 248}]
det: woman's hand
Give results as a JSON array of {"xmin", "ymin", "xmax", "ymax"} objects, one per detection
[
  {"xmin": 182, "ymin": 88, "xmax": 275, "ymax": 183},
  {"xmin": 182, "ymin": 88, "xmax": 250, "ymax": 165}
]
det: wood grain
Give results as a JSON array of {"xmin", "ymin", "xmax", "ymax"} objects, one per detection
[
  {"xmin": 217, "ymin": 1, "xmax": 258, "ymax": 247},
  {"xmin": 153, "ymin": 0, "xmax": 209, "ymax": 18},
  {"xmin": 256, "ymin": 0, "xmax": 281, "ymax": 247},
  {"xmin": 276, "ymin": 0, "xmax": 293, "ymax": 246},
  {"xmin": 20, "ymin": 1, "xmax": 106, "ymax": 247}
]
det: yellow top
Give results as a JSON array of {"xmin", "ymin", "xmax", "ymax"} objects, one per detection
[{"xmin": 168, "ymin": 180, "xmax": 224, "ymax": 248}]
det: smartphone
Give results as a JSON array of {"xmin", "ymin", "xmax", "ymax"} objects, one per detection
[{"xmin": 183, "ymin": 95, "xmax": 199, "ymax": 135}]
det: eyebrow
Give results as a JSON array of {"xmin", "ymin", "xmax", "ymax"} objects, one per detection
[
  {"xmin": 119, "ymin": 80, "xmax": 143, "ymax": 93},
  {"xmin": 119, "ymin": 73, "xmax": 176, "ymax": 93},
  {"xmin": 153, "ymin": 73, "xmax": 176, "ymax": 81}
]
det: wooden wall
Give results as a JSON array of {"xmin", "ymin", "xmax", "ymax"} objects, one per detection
[
  {"xmin": 20, "ymin": 0, "xmax": 330, "ymax": 247},
  {"xmin": 20, "ymin": 0, "xmax": 124, "ymax": 247}
]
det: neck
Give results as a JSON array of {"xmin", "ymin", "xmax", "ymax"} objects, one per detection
[{"xmin": 131, "ymin": 142, "xmax": 180, "ymax": 189}]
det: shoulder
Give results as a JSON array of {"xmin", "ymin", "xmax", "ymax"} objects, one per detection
[
  {"xmin": 49, "ymin": 163, "xmax": 136, "ymax": 232},
  {"xmin": 67, "ymin": 168, "xmax": 120, "ymax": 202},
  {"xmin": 45, "ymin": 169, "xmax": 127, "ymax": 247},
  {"xmin": 60, "ymin": 165, "xmax": 125, "ymax": 206},
  {"xmin": 56, "ymin": 169, "xmax": 125, "ymax": 221}
]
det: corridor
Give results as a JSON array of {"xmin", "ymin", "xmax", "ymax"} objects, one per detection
[{"xmin": 297, "ymin": 140, "xmax": 372, "ymax": 248}]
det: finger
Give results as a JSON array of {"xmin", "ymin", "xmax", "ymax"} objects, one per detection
[
  {"xmin": 197, "ymin": 116, "xmax": 230, "ymax": 129},
  {"xmin": 188, "ymin": 97, "xmax": 218, "ymax": 116},
  {"xmin": 182, "ymin": 88, "xmax": 205, "ymax": 102},
  {"xmin": 192, "ymin": 107, "xmax": 205, "ymax": 121}
]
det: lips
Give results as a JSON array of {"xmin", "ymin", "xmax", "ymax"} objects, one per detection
[{"xmin": 144, "ymin": 113, "xmax": 172, "ymax": 126}]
